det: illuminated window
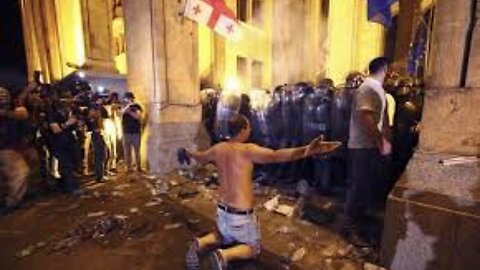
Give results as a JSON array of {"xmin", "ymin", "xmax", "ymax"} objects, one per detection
[
  {"xmin": 237, "ymin": 56, "xmax": 248, "ymax": 87},
  {"xmin": 252, "ymin": 60, "xmax": 263, "ymax": 87},
  {"xmin": 252, "ymin": 0, "xmax": 263, "ymax": 27},
  {"xmin": 237, "ymin": 0, "xmax": 248, "ymax": 22}
]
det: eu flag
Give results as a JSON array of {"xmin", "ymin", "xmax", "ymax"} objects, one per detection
[{"xmin": 367, "ymin": 0, "xmax": 398, "ymax": 27}]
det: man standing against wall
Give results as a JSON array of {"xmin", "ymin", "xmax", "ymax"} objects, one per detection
[
  {"xmin": 122, "ymin": 92, "xmax": 143, "ymax": 172},
  {"xmin": 343, "ymin": 57, "xmax": 392, "ymax": 247}
]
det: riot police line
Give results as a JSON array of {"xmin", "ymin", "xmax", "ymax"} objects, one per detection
[{"xmin": 200, "ymin": 73, "xmax": 425, "ymax": 196}]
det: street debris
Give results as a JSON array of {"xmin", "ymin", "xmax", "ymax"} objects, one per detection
[
  {"xmin": 187, "ymin": 219, "xmax": 200, "ymax": 225},
  {"xmin": 85, "ymin": 182, "xmax": 104, "ymax": 190},
  {"xmin": 145, "ymin": 201, "xmax": 161, "ymax": 207},
  {"xmin": 263, "ymin": 195, "xmax": 296, "ymax": 217},
  {"xmin": 51, "ymin": 215, "xmax": 128, "ymax": 253},
  {"xmin": 264, "ymin": 195, "xmax": 280, "ymax": 211},
  {"xmin": 275, "ymin": 226, "xmax": 293, "ymax": 234},
  {"xmin": 92, "ymin": 191, "xmax": 111, "ymax": 202},
  {"xmin": 87, "ymin": 211, "xmax": 106, "ymax": 218},
  {"xmin": 53, "ymin": 203, "xmax": 80, "ymax": 213},
  {"xmin": 129, "ymin": 207, "xmax": 139, "ymax": 214},
  {"xmin": 114, "ymin": 184, "xmax": 131, "ymax": 190},
  {"xmin": 364, "ymin": 262, "xmax": 387, "ymax": 270},
  {"xmin": 111, "ymin": 191, "xmax": 125, "ymax": 197},
  {"xmin": 320, "ymin": 244, "xmax": 337, "ymax": 258},
  {"xmin": 177, "ymin": 189, "xmax": 199, "ymax": 199},
  {"xmin": 164, "ymin": 223, "xmax": 182, "ymax": 230},
  {"xmin": 290, "ymin": 247, "xmax": 306, "ymax": 262},
  {"xmin": 16, "ymin": 245, "xmax": 35, "ymax": 258}
]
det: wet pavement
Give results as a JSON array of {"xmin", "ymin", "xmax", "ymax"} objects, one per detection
[{"xmin": 0, "ymin": 166, "xmax": 385, "ymax": 270}]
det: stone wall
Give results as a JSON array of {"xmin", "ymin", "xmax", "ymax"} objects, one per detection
[
  {"xmin": 419, "ymin": 88, "xmax": 480, "ymax": 155},
  {"xmin": 123, "ymin": 0, "xmax": 208, "ymax": 174}
]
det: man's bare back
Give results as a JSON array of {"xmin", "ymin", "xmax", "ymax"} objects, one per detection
[{"xmin": 211, "ymin": 142, "xmax": 255, "ymax": 210}]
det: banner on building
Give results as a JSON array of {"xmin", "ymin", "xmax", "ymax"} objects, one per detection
[
  {"xmin": 367, "ymin": 0, "xmax": 398, "ymax": 27},
  {"xmin": 184, "ymin": 0, "xmax": 240, "ymax": 40}
]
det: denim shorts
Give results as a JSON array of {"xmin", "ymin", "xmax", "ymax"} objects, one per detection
[{"xmin": 216, "ymin": 206, "xmax": 261, "ymax": 255}]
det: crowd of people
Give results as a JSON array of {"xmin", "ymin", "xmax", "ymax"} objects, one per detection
[{"xmin": 0, "ymin": 79, "xmax": 143, "ymax": 215}]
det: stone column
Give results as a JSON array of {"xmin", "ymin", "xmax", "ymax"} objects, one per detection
[
  {"xmin": 394, "ymin": 0, "xmax": 418, "ymax": 69},
  {"xmin": 427, "ymin": 0, "xmax": 471, "ymax": 87},
  {"xmin": 123, "ymin": 0, "xmax": 209, "ymax": 174},
  {"xmin": 19, "ymin": 0, "xmax": 63, "ymax": 82},
  {"xmin": 466, "ymin": 0, "xmax": 480, "ymax": 87}
]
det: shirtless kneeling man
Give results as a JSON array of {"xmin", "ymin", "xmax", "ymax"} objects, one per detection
[{"xmin": 184, "ymin": 114, "xmax": 339, "ymax": 270}]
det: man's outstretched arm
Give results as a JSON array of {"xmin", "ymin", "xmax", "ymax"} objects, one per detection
[
  {"xmin": 187, "ymin": 146, "xmax": 216, "ymax": 163},
  {"xmin": 246, "ymin": 144, "xmax": 309, "ymax": 164}
]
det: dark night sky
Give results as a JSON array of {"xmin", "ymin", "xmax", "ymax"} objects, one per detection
[{"xmin": 0, "ymin": 0, "xmax": 27, "ymax": 88}]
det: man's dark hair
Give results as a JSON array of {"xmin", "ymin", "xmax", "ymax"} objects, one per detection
[
  {"xmin": 227, "ymin": 114, "xmax": 249, "ymax": 138},
  {"xmin": 369, "ymin": 57, "xmax": 389, "ymax": 75},
  {"xmin": 125, "ymin": 91, "xmax": 135, "ymax": 100}
]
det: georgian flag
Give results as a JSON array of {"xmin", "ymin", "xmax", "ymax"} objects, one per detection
[
  {"xmin": 184, "ymin": 0, "xmax": 214, "ymax": 25},
  {"xmin": 213, "ymin": 13, "xmax": 240, "ymax": 40},
  {"xmin": 184, "ymin": 0, "xmax": 240, "ymax": 40}
]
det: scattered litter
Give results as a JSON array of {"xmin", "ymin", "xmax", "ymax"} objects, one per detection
[
  {"xmin": 321, "ymin": 244, "xmax": 338, "ymax": 257},
  {"xmin": 297, "ymin": 180, "xmax": 310, "ymax": 196},
  {"xmin": 128, "ymin": 220, "xmax": 155, "ymax": 239},
  {"xmin": 152, "ymin": 197, "xmax": 163, "ymax": 203},
  {"xmin": 178, "ymin": 169, "xmax": 186, "ymax": 176},
  {"xmin": 36, "ymin": 201, "xmax": 53, "ymax": 206},
  {"xmin": 169, "ymin": 180, "xmax": 179, "ymax": 187},
  {"xmin": 364, "ymin": 262, "xmax": 386, "ymax": 270},
  {"xmin": 264, "ymin": 195, "xmax": 280, "ymax": 211},
  {"xmin": 185, "ymin": 171, "xmax": 195, "ymax": 179},
  {"xmin": 177, "ymin": 189, "xmax": 199, "ymax": 199},
  {"xmin": 35, "ymin": 242, "xmax": 46, "ymax": 248},
  {"xmin": 145, "ymin": 201, "xmax": 161, "ymax": 207},
  {"xmin": 275, "ymin": 204, "xmax": 294, "ymax": 217},
  {"xmin": 51, "ymin": 215, "xmax": 128, "ymax": 253},
  {"xmin": 92, "ymin": 191, "xmax": 110, "ymax": 202},
  {"xmin": 87, "ymin": 211, "xmax": 106, "ymax": 218},
  {"xmin": 275, "ymin": 226, "xmax": 293, "ymax": 234},
  {"xmin": 112, "ymin": 191, "xmax": 125, "ymax": 197},
  {"xmin": 85, "ymin": 183, "xmax": 104, "ymax": 190},
  {"xmin": 115, "ymin": 184, "xmax": 131, "ymax": 190},
  {"xmin": 129, "ymin": 208, "xmax": 139, "ymax": 214},
  {"xmin": 53, "ymin": 203, "xmax": 80, "ymax": 213},
  {"xmin": 164, "ymin": 223, "xmax": 182, "ymax": 230},
  {"xmin": 163, "ymin": 212, "xmax": 171, "ymax": 217},
  {"xmin": 290, "ymin": 247, "xmax": 306, "ymax": 262},
  {"xmin": 114, "ymin": 214, "xmax": 128, "ymax": 220},
  {"xmin": 338, "ymin": 244, "xmax": 354, "ymax": 257},
  {"xmin": 16, "ymin": 245, "xmax": 35, "ymax": 258},
  {"xmin": 145, "ymin": 174, "xmax": 158, "ymax": 180},
  {"xmin": 187, "ymin": 219, "xmax": 200, "ymax": 225}
]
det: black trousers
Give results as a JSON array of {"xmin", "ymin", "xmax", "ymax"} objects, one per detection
[
  {"xmin": 92, "ymin": 132, "xmax": 106, "ymax": 181},
  {"xmin": 53, "ymin": 146, "xmax": 80, "ymax": 193},
  {"xmin": 344, "ymin": 148, "xmax": 382, "ymax": 231}
]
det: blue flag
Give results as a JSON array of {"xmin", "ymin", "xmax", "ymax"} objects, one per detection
[{"xmin": 367, "ymin": 0, "xmax": 397, "ymax": 27}]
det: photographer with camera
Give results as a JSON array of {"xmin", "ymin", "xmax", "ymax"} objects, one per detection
[
  {"xmin": 87, "ymin": 97, "xmax": 108, "ymax": 182},
  {"xmin": 0, "ymin": 86, "xmax": 30, "ymax": 215},
  {"xmin": 47, "ymin": 99, "xmax": 82, "ymax": 195}
]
